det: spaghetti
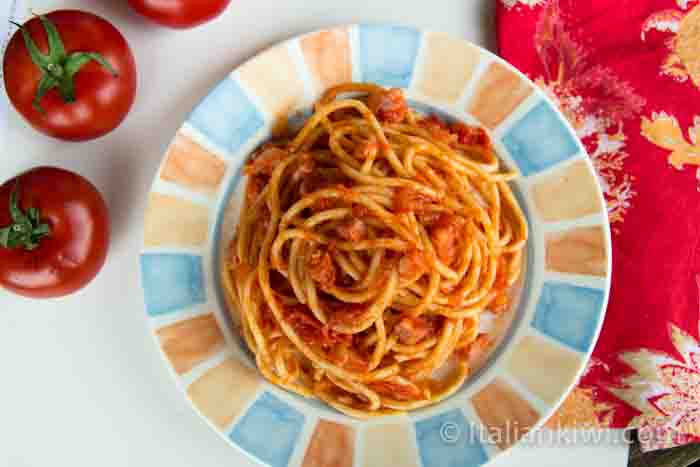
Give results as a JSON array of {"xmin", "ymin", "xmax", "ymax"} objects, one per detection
[{"xmin": 222, "ymin": 83, "xmax": 528, "ymax": 417}]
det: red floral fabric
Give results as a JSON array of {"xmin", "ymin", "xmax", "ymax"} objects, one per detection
[{"xmin": 498, "ymin": 0, "xmax": 700, "ymax": 451}]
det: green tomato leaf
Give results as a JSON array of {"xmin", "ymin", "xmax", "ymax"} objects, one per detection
[
  {"xmin": 38, "ymin": 14, "xmax": 66, "ymax": 62},
  {"xmin": 33, "ymin": 75, "xmax": 58, "ymax": 114},
  {"xmin": 65, "ymin": 51, "xmax": 119, "ymax": 78},
  {"xmin": 6, "ymin": 229, "xmax": 23, "ymax": 249},
  {"xmin": 27, "ymin": 207, "xmax": 39, "ymax": 223},
  {"xmin": 8, "ymin": 187, "xmax": 27, "ymax": 224},
  {"xmin": 12, "ymin": 21, "xmax": 51, "ymax": 71},
  {"xmin": 24, "ymin": 239, "xmax": 39, "ymax": 250},
  {"xmin": 0, "ymin": 226, "xmax": 10, "ymax": 248},
  {"xmin": 56, "ymin": 76, "xmax": 76, "ymax": 104},
  {"xmin": 33, "ymin": 223, "xmax": 51, "ymax": 237}
]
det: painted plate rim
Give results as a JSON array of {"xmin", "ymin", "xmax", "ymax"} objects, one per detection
[{"xmin": 140, "ymin": 23, "xmax": 612, "ymax": 467}]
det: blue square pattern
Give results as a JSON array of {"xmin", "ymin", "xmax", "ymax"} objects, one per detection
[
  {"xmin": 230, "ymin": 392, "xmax": 305, "ymax": 467},
  {"xmin": 140, "ymin": 254, "xmax": 206, "ymax": 316},
  {"xmin": 187, "ymin": 77, "xmax": 265, "ymax": 155},
  {"xmin": 533, "ymin": 282, "xmax": 605, "ymax": 353},
  {"xmin": 359, "ymin": 24, "xmax": 421, "ymax": 88},
  {"xmin": 415, "ymin": 409, "xmax": 489, "ymax": 467},
  {"xmin": 502, "ymin": 101, "xmax": 580, "ymax": 176}
]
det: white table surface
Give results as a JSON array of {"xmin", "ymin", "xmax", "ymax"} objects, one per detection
[{"xmin": 0, "ymin": 1, "xmax": 629, "ymax": 466}]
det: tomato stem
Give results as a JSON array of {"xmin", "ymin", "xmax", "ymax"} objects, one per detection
[
  {"xmin": 12, "ymin": 15, "xmax": 119, "ymax": 115},
  {"xmin": 0, "ymin": 183, "xmax": 51, "ymax": 251},
  {"xmin": 47, "ymin": 63, "xmax": 64, "ymax": 78}
]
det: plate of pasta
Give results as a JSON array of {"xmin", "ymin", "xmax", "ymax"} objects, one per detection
[{"xmin": 141, "ymin": 24, "xmax": 611, "ymax": 467}]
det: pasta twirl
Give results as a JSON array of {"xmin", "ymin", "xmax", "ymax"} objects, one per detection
[{"xmin": 222, "ymin": 82, "xmax": 528, "ymax": 417}]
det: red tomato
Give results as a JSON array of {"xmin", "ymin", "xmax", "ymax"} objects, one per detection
[
  {"xmin": 0, "ymin": 167, "xmax": 110, "ymax": 299},
  {"xmin": 128, "ymin": 0, "xmax": 231, "ymax": 29},
  {"xmin": 2, "ymin": 11, "xmax": 137, "ymax": 141}
]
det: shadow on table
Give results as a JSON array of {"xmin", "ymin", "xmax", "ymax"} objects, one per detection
[
  {"xmin": 477, "ymin": 0, "xmax": 497, "ymax": 52},
  {"xmin": 628, "ymin": 431, "xmax": 700, "ymax": 467}
]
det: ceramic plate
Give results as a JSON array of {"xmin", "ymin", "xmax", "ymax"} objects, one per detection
[{"xmin": 140, "ymin": 24, "xmax": 611, "ymax": 467}]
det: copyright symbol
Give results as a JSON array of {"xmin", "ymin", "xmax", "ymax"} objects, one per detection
[{"xmin": 440, "ymin": 422, "xmax": 461, "ymax": 444}]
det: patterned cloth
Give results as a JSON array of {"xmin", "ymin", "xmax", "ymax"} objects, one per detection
[{"xmin": 498, "ymin": 0, "xmax": 700, "ymax": 452}]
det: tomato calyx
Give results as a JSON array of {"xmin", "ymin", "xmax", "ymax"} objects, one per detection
[
  {"xmin": 0, "ymin": 184, "xmax": 51, "ymax": 251},
  {"xmin": 10, "ymin": 14, "xmax": 119, "ymax": 114}
]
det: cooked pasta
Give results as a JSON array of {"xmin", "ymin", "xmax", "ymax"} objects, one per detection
[{"xmin": 221, "ymin": 82, "xmax": 528, "ymax": 417}]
